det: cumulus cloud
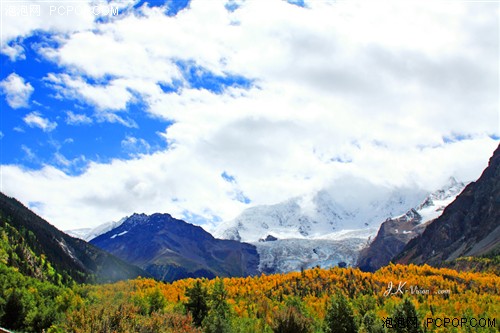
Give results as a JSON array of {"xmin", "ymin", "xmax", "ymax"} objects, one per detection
[
  {"xmin": 0, "ymin": 73, "xmax": 34, "ymax": 108},
  {"xmin": 0, "ymin": 0, "xmax": 498, "ymax": 230},
  {"xmin": 23, "ymin": 112, "xmax": 57, "ymax": 132}
]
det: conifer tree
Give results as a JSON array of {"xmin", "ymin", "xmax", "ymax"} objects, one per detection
[
  {"xmin": 203, "ymin": 279, "xmax": 232, "ymax": 333},
  {"xmin": 185, "ymin": 280, "xmax": 209, "ymax": 327},
  {"xmin": 360, "ymin": 311, "xmax": 384, "ymax": 333},
  {"xmin": 324, "ymin": 292, "xmax": 357, "ymax": 333},
  {"xmin": 391, "ymin": 298, "xmax": 422, "ymax": 333}
]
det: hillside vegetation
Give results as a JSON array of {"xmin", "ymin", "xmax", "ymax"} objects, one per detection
[{"xmin": 2, "ymin": 263, "xmax": 494, "ymax": 332}]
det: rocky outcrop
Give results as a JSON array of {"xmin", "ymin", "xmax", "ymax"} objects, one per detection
[{"xmin": 357, "ymin": 209, "xmax": 424, "ymax": 272}]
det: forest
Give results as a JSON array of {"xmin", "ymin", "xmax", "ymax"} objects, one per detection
[{"xmin": 1, "ymin": 255, "xmax": 498, "ymax": 332}]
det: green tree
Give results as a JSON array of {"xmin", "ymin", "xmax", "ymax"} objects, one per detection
[
  {"xmin": 2, "ymin": 289, "xmax": 26, "ymax": 329},
  {"xmin": 148, "ymin": 288, "xmax": 167, "ymax": 314},
  {"xmin": 391, "ymin": 298, "xmax": 422, "ymax": 333},
  {"xmin": 360, "ymin": 310, "xmax": 384, "ymax": 333},
  {"xmin": 324, "ymin": 292, "xmax": 357, "ymax": 333},
  {"xmin": 2, "ymin": 288, "xmax": 35, "ymax": 330},
  {"xmin": 203, "ymin": 279, "xmax": 232, "ymax": 333},
  {"xmin": 185, "ymin": 280, "xmax": 209, "ymax": 327}
]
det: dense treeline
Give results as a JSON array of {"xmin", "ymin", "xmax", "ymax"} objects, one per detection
[
  {"xmin": 0, "ymin": 218, "xmax": 73, "ymax": 285},
  {"xmin": 0, "ymin": 264, "xmax": 76, "ymax": 332},
  {"xmin": 47, "ymin": 265, "xmax": 498, "ymax": 333}
]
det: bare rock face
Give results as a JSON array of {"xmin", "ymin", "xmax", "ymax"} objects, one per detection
[
  {"xmin": 395, "ymin": 144, "xmax": 500, "ymax": 266},
  {"xmin": 357, "ymin": 209, "xmax": 423, "ymax": 272}
]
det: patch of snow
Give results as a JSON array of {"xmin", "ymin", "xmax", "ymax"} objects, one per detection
[
  {"xmin": 65, "ymin": 217, "xmax": 128, "ymax": 241},
  {"xmin": 64, "ymin": 228, "xmax": 91, "ymax": 239},
  {"xmin": 57, "ymin": 239, "xmax": 77, "ymax": 261},
  {"xmin": 321, "ymin": 228, "xmax": 378, "ymax": 241},
  {"xmin": 110, "ymin": 230, "xmax": 128, "ymax": 239}
]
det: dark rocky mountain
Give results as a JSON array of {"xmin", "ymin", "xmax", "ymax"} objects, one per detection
[
  {"xmin": 357, "ymin": 209, "xmax": 426, "ymax": 272},
  {"xmin": 91, "ymin": 213, "xmax": 260, "ymax": 282},
  {"xmin": 0, "ymin": 192, "xmax": 147, "ymax": 283},
  {"xmin": 395, "ymin": 144, "xmax": 500, "ymax": 266}
]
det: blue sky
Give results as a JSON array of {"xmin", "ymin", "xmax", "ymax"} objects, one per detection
[
  {"xmin": 0, "ymin": 0, "xmax": 498, "ymax": 230},
  {"xmin": 0, "ymin": 26, "xmax": 251, "ymax": 174}
]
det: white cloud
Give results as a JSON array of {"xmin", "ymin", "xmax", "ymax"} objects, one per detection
[
  {"xmin": 53, "ymin": 152, "xmax": 87, "ymax": 173},
  {"xmin": 2, "ymin": 44, "xmax": 26, "ymax": 61},
  {"xmin": 23, "ymin": 112, "xmax": 57, "ymax": 132},
  {"xmin": 1, "ymin": 0, "xmax": 498, "ymax": 230},
  {"xmin": 95, "ymin": 112, "xmax": 138, "ymax": 128},
  {"xmin": 2, "ymin": 136, "xmax": 498, "ymax": 231},
  {"xmin": 1, "ymin": 1, "xmax": 95, "ymax": 50},
  {"xmin": 21, "ymin": 145, "xmax": 36, "ymax": 161},
  {"xmin": 0, "ymin": 73, "xmax": 34, "ymax": 108},
  {"xmin": 121, "ymin": 136, "xmax": 151, "ymax": 156},
  {"xmin": 66, "ymin": 111, "xmax": 93, "ymax": 125},
  {"xmin": 45, "ymin": 73, "xmax": 133, "ymax": 111}
]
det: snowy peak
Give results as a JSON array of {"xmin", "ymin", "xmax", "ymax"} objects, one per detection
[
  {"xmin": 214, "ymin": 179, "xmax": 428, "ymax": 243},
  {"xmin": 416, "ymin": 178, "xmax": 466, "ymax": 223},
  {"xmin": 65, "ymin": 217, "xmax": 127, "ymax": 241},
  {"xmin": 65, "ymin": 213, "xmax": 152, "ymax": 241}
]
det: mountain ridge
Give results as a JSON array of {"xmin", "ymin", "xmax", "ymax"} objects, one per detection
[
  {"xmin": 90, "ymin": 213, "xmax": 260, "ymax": 282},
  {"xmin": 0, "ymin": 192, "xmax": 148, "ymax": 283}
]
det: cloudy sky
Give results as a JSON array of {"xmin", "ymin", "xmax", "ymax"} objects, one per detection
[{"xmin": 0, "ymin": 0, "xmax": 498, "ymax": 231}]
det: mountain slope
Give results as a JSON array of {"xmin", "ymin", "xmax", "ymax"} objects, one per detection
[
  {"xmin": 214, "ymin": 179, "xmax": 427, "ymax": 242},
  {"xmin": 0, "ymin": 192, "xmax": 147, "ymax": 283},
  {"xmin": 90, "ymin": 213, "xmax": 260, "ymax": 282},
  {"xmin": 395, "ymin": 144, "xmax": 500, "ymax": 266},
  {"xmin": 357, "ymin": 178, "xmax": 466, "ymax": 272}
]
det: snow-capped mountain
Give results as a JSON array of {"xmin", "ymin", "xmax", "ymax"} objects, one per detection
[
  {"xmin": 214, "ymin": 178, "xmax": 428, "ymax": 243},
  {"xmin": 65, "ymin": 217, "xmax": 128, "ymax": 241},
  {"xmin": 213, "ymin": 177, "xmax": 467, "ymax": 274}
]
